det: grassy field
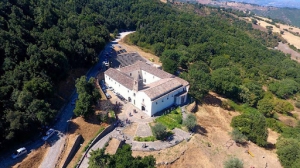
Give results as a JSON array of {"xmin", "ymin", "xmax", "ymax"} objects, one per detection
[{"xmin": 155, "ymin": 108, "xmax": 182, "ymax": 130}]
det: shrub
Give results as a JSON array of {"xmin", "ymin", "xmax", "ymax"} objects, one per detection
[
  {"xmin": 231, "ymin": 111, "xmax": 268, "ymax": 146},
  {"xmin": 276, "ymin": 138, "xmax": 300, "ymax": 168},
  {"xmin": 134, "ymin": 136, "xmax": 156, "ymax": 142},
  {"xmin": 152, "ymin": 123, "xmax": 167, "ymax": 140},
  {"xmin": 183, "ymin": 113, "xmax": 197, "ymax": 131},
  {"xmin": 223, "ymin": 157, "xmax": 244, "ymax": 168},
  {"xmin": 295, "ymin": 101, "xmax": 300, "ymax": 108},
  {"xmin": 230, "ymin": 129, "xmax": 247, "ymax": 143}
]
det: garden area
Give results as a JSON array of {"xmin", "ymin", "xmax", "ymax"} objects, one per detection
[{"xmin": 155, "ymin": 107, "xmax": 183, "ymax": 129}]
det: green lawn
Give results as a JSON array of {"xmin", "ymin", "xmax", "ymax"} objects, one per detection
[{"xmin": 155, "ymin": 108, "xmax": 182, "ymax": 130}]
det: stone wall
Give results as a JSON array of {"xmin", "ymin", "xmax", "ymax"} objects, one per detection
[{"xmin": 61, "ymin": 134, "xmax": 83, "ymax": 168}]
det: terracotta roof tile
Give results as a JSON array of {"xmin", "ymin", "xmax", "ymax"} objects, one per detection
[
  {"xmin": 142, "ymin": 78, "xmax": 182, "ymax": 100},
  {"xmin": 120, "ymin": 61, "xmax": 173, "ymax": 79},
  {"xmin": 104, "ymin": 68, "xmax": 134, "ymax": 89}
]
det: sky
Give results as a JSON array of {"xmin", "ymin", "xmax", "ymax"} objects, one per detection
[{"xmin": 224, "ymin": 0, "xmax": 300, "ymax": 9}]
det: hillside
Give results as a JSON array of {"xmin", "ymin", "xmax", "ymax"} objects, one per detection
[
  {"xmin": 1, "ymin": 0, "xmax": 300, "ymax": 167},
  {"xmin": 185, "ymin": 0, "xmax": 300, "ymax": 27}
]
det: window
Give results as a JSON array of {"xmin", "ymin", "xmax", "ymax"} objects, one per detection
[
  {"xmin": 128, "ymin": 90, "xmax": 129, "ymax": 93},
  {"xmin": 153, "ymin": 76, "xmax": 154, "ymax": 79},
  {"xmin": 130, "ymin": 73, "xmax": 132, "ymax": 76},
  {"xmin": 144, "ymin": 79, "xmax": 146, "ymax": 83},
  {"xmin": 133, "ymin": 93, "xmax": 136, "ymax": 97},
  {"xmin": 115, "ymin": 82, "xmax": 116, "ymax": 84},
  {"xmin": 134, "ymin": 100, "xmax": 135, "ymax": 105},
  {"xmin": 142, "ymin": 99, "xmax": 144, "ymax": 102},
  {"xmin": 119, "ymin": 84, "xmax": 120, "ymax": 87},
  {"xmin": 156, "ymin": 102, "xmax": 158, "ymax": 105},
  {"xmin": 162, "ymin": 99, "xmax": 164, "ymax": 102}
]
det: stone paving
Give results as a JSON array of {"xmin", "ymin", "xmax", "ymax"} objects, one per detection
[{"xmin": 135, "ymin": 123, "xmax": 152, "ymax": 137}]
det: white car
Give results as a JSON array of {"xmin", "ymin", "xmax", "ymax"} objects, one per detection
[
  {"xmin": 11, "ymin": 147, "xmax": 27, "ymax": 159},
  {"xmin": 42, "ymin": 128, "xmax": 55, "ymax": 141}
]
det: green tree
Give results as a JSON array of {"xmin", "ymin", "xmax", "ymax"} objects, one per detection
[
  {"xmin": 231, "ymin": 112, "xmax": 268, "ymax": 146},
  {"xmin": 223, "ymin": 157, "xmax": 244, "ymax": 168},
  {"xmin": 210, "ymin": 55, "xmax": 230, "ymax": 70},
  {"xmin": 89, "ymin": 148, "xmax": 109, "ymax": 168},
  {"xmin": 238, "ymin": 82, "xmax": 263, "ymax": 107},
  {"xmin": 180, "ymin": 61, "xmax": 211, "ymax": 100},
  {"xmin": 152, "ymin": 123, "xmax": 167, "ymax": 140},
  {"xmin": 183, "ymin": 113, "xmax": 197, "ymax": 131},
  {"xmin": 211, "ymin": 68, "xmax": 241, "ymax": 98},
  {"xmin": 74, "ymin": 92, "xmax": 93, "ymax": 118},
  {"xmin": 269, "ymin": 79, "xmax": 299, "ymax": 99},
  {"xmin": 276, "ymin": 138, "xmax": 300, "ymax": 168},
  {"xmin": 257, "ymin": 98, "xmax": 275, "ymax": 117},
  {"xmin": 152, "ymin": 43, "xmax": 165, "ymax": 56},
  {"xmin": 273, "ymin": 99, "xmax": 294, "ymax": 115}
]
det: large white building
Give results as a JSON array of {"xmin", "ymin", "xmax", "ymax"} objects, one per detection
[{"xmin": 104, "ymin": 61, "xmax": 189, "ymax": 116}]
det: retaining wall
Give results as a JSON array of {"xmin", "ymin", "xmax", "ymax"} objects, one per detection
[
  {"xmin": 61, "ymin": 134, "xmax": 83, "ymax": 168},
  {"xmin": 76, "ymin": 124, "xmax": 114, "ymax": 168}
]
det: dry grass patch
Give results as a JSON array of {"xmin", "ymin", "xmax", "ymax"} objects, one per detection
[
  {"xmin": 13, "ymin": 144, "xmax": 49, "ymax": 168},
  {"xmin": 66, "ymin": 116, "xmax": 108, "ymax": 168},
  {"xmin": 136, "ymin": 93, "xmax": 282, "ymax": 168},
  {"xmin": 119, "ymin": 37, "xmax": 162, "ymax": 66},
  {"xmin": 105, "ymin": 138, "xmax": 121, "ymax": 155}
]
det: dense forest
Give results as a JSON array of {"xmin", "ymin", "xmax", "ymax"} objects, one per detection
[
  {"xmin": 126, "ymin": 2, "xmax": 300, "ymax": 167},
  {"xmin": 0, "ymin": 0, "xmax": 139, "ymax": 151},
  {"xmin": 1, "ymin": 0, "xmax": 300, "ymax": 166}
]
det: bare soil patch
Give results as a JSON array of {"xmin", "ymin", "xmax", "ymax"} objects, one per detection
[
  {"xmin": 276, "ymin": 42, "xmax": 300, "ymax": 62},
  {"xmin": 66, "ymin": 116, "xmax": 107, "ymax": 168},
  {"xmin": 119, "ymin": 37, "xmax": 162, "ymax": 66},
  {"xmin": 13, "ymin": 144, "xmax": 49, "ymax": 168},
  {"xmin": 132, "ymin": 93, "xmax": 282, "ymax": 168},
  {"xmin": 277, "ymin": 113, "xmax": 297, "ymax": 127},
  {"xmin": 105, "ymin": 138, "xmax": 121, "ymax": 155},
  {"xmin": 123, "ymin": 122, "xmax": 138, "ymax": 137},
  {"xmin": 267, "ymin": 128, "xmax": 279, "ymax": 145},
  {"xmin": 251, "ymin": 16, "xmax": 300, "ymax": 50}
]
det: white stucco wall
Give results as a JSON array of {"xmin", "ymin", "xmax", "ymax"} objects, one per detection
[
  {"xmin": 149, "ymin": 86, "xmax": 187, "ymax": 115},
  {"xmin": 141, "ymin": 70, "xmax": 161, "ymax": 84},
  {"xmin": 105, "ymin": 73, "xmax": 188, "ymax": 116}
]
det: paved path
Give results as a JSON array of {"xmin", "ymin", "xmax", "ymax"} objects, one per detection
[{"xmin": 135, "ymin": 123, "xmax": 152, "ymax": 137}]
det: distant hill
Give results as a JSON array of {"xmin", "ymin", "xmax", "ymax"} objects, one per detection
[
  {"xmin": 253, "ymin": 7, "xmax": 300, "ymax": 27},
  {"xmin": 184, "ymin": 0, "xmax": 300, "ymax": 27},
  {"xmin": 221, "ymin": 0, "xmax": 300, "ymax": 9}
]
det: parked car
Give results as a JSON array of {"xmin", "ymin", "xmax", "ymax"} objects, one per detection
[
  {"xmin": 102, "ymin": 88, "xmax": 107, "ymax": 93},
  {"xmin": 100, "ymin": 80, "xmax": 104, "ymax": 85},
  {"xmin": 11, "ymin": 147, "xmax": 27, "ymax": 159},
  {"xmin": 42, "ymin": 128, "xmax": 55, "ymax": 141},
  {"xmin": 117, "ymin": 94, "xmax": 125, "ymax": 101},
  {"xmin": 108, "ymin": 86, "xmax": 114, "ymax": 91},
  {"xmin": 105, "ymin": 93, "xmax": 111, "ymax": 99}
]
